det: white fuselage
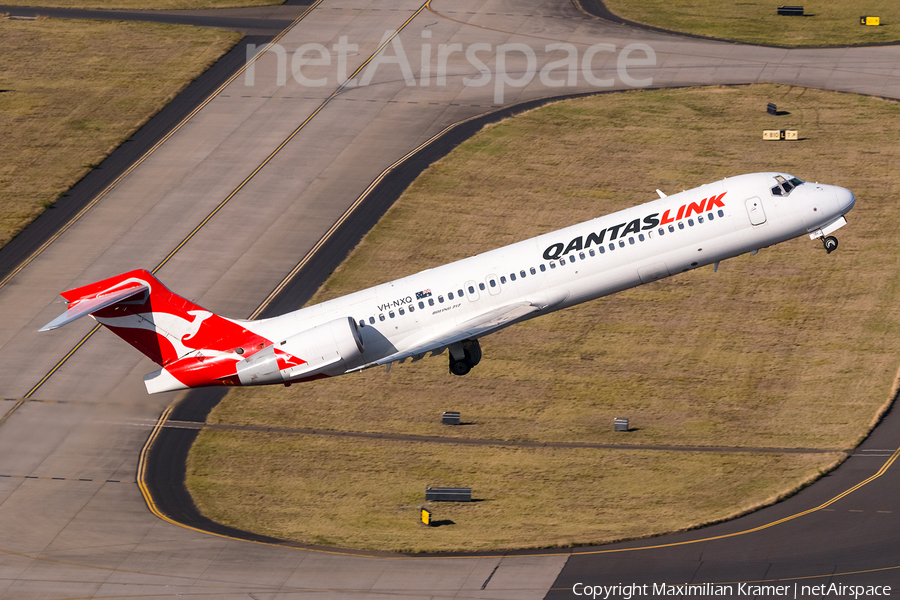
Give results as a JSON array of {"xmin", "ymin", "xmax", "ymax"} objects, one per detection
[{"xmin": 237, "ymin": 172, "xmax": 855, "ymax": 380}]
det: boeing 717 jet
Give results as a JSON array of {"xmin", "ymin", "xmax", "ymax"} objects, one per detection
[{"xmin": 41, "ymin": 173, "xmax": 855, "ymax": 394}]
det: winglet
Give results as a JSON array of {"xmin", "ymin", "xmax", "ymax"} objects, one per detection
[{"xmin": 39, "ymin": 283, "xmax": 148, "ymax": 331}]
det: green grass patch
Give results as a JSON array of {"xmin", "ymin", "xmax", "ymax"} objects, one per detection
[
  {"xmin": 599, "ymin": 0, "xmax": 900, "ymax": 46},
  {"xmin": 188, "ymin": 84, "xmax": 900, "ymax": 551},
  {"xmin": 0, "ymin": 18, "xmax": 240, "ymax": 249}
]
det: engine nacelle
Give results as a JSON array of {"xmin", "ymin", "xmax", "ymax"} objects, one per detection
[{"xmin": 235, "ymin": 317, "xmax": 364, "ymax": 386}]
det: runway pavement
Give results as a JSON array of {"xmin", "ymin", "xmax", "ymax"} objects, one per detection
[{"xmin": 2, "ymin": 0, "xmax": 900, "ymax": 597}]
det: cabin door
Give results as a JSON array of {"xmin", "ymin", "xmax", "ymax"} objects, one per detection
[{"xmin": 745, "ymin": 197, "xmax": 767, "ymax": 225}]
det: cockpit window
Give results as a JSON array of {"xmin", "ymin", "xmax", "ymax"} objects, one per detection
[{"xmin": 771, "ymin": 175, "xmax": 804, "ymax": 197}]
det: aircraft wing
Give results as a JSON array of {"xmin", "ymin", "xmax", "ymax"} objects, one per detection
[{"xmin": 348, "ymin": 301, "xmax": 542, "ymax": 371}]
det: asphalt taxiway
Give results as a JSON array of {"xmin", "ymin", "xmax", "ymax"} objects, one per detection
[
  {"xmin": 546, "ymin": 407, "xmax": 900, "ymax": 597},
  {"xmin": 2, "ymin": 1, "xmax": 900, "ymax": 598}
]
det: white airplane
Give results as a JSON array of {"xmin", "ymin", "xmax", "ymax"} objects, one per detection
[{"xmin": 41, "ymin": 172, "xmax": 855, "ymax": 394}]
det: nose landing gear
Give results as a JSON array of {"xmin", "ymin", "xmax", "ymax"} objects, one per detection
[{"xmin": 823, "ymin": 236, "xmax": 838, "ymax": 254}]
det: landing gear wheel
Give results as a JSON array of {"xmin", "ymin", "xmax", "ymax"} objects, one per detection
[
  {"xmin": 450, "ymin": 359, "xmax": 471, "ymax": 376},
  {"xmin": 823, "ymin": 236, "xmax": 838, "ymax": 254},
  {"xmin": 448, "ymin": 338, "xmax": 482, "ymax": 376}
]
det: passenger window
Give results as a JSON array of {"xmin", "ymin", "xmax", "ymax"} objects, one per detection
[
  {"xmin": 458, "ymin": 289, "xmax": 464, "ymax": 297},
  {"xmin": 589, "ymin": 249, "xmax": 595, "ymax": 257},
  {"xmin": 708, "ymin": 212, "xmax": 714, "ymax": 220},
  {"xmin": 678, "ymin": 222, "xmax": 685, "ymax": 230},
  {"xmin": 428, "ymin": 298, "xmax": 434, "ymax": 306},
  {"xmin": 522, "ymin": 270, "xmax": 529, "ymax": 277},
  {"xmin": 579, "ymin": 252, "xmax": 586, "ymax": 260},
  {"xmin": 409, "ymin": 305, "xmax": 415, "ymax": 312},
  {"xmin": 359, "ymin": 320, "xmax": 365, "ymax": 327},
  {"xmin": 599, "ymin": 246, "xmax": 605, "ymax": 254},
  {"xmin": 438, "ymin": 296, "xmax": 444, "ymax": 303},
  {"xmin": 668, "ymin": 225, "xmax": 675, "ymax": 232},
  {"xmin": 489, "ymin": 279, "xmax": 496, "ymax": 287},
  {"xmin": 448, "ymin": 292, "xmax": 454, "ymax": 300},
  {"xmin": 638, "ymin": 234, "xmax": 645, "ymax": 242},
  {"xmin": 629, "ymin": 237, "xmax": 635, "ymax": 245},
  {"xmin": 399, "ymin": 308, "xmax": 405, "ymax": 315},
  {"xmin": 539, "ymin": 265, "xmax": 546, "ymax": 272},
  {"xmin": 619, "ymin": 240, "xmax": 625, "ymax": 247},
  {"xmin": 718, "ymin": 210, "xmax": 724, "ymax": 217},
  {"xmin": 379, "ymin": 314, "xmax": 385, "ymax": 321},
  {"xmin": 418, "ymin": 301, "xmax": 425, "ymax": 309},
  {"xmin": 479, "ymin": 283, "xmax": 485, "ymax": 290},
  {"xmin": 550, "ymin": 262, "xmax": 557, "ymax": 269},
  {"xmin": 608, "ymin": 243, "xmax": 615, "ymax": 251},
  {"xmin": 500, "ymin": 276, "xmax": 507, "ymax": 284},
  {"xmin": 468, "ymin": 285, "xmax": 475, "ymax": 294},
  {"xmin": 389, "ymin": 311, "xmax": 395, "ymax": 318},
  {"xmin": 559, "ymin": 259, "xmax": 566, "ymax": 266},
  {"xmin": 369, "ymin": 316, "xmax": 375, "ymax": 324},
  {"xmin": 698, "ymin": 216, "xmax": 704, "ymax": 223},
  {"xmin": 569, "ymin": 255, "xmax": 575, "ymax": 262},
  {"xmin": 658, "ymin": 228, "xmax": 664, "ymax": 235},
  {"xmin": 688, "ymin": 219, "xmax": 694, "ymax": 226},
  {"xmin": 510, "ymin": 273, "xmax": 516, "ymax": 281}
]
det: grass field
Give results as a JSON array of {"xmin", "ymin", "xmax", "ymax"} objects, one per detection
[
  {"xmin": 190, "ymin": 433, "xmax": 842, "ymax": 552},
  {"xmin": 599, "ymin": 0, "xmax": 900, "ymax": 46},
  {"xmin": 186, "ymin": 84, "xmax": 900, "ymax": 552},
  {"xmin": 0, "ymin": 18, "xmax": 240, "ymax": 249},
  {"xmin": 1, "ymin": 0, "xmax": 282, "ymax": 8}
]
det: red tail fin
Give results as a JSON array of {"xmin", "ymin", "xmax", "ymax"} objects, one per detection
[{"xmin": 53, "ymin": 269, "xmax": 269, "ymax": 368}]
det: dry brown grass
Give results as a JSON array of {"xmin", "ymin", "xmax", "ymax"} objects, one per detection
[
  {"xmin": 0, "ymin": 0, "xmax": 282, "ymax": 8},
  {"xmin": 600, "ymin": 0, "xmax": 900, "ymax": 46},
  {"xmin": 188, "ymin": 84, "xmax": 900, "ymax": 551},
  {"xmin": 0, "ymin": 18, "xmax": 240, "ymax": 248},
  {"xmin": 189, "ymin": 431, "xmax": 843, "ymax": 552}
]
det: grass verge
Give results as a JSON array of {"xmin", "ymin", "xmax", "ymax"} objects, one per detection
[
  {"xmin": 0, "ymin": 0, "xmax": 283, "ymax": 9},
  {"xmin": 188, "ymin": 84, "xmax": 900, "ymax": 551},
  {"xmin": 0, "ymin": 18, "xmax": 241, "ymax": 248},
  {"xmin": 598, "ymin": 0, "xmax": 900, "ymax": 46},
  {"xmin": 189, "ymin": 431, "xmax": 843, "ymax": 553}
]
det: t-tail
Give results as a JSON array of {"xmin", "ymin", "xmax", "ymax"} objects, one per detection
[{"xmin": 40, "ymin": 269, "xmax": 273, "ymax": 393}]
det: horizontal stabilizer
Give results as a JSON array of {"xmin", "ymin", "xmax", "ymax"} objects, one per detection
[{"xmin": 39, "ymin": 283, "xmax": 149, "ymax": 331}]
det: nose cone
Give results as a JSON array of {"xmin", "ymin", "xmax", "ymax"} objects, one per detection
[{"xmin": 834, "ymin": 186, "xmax": 856, "ymax": 214}]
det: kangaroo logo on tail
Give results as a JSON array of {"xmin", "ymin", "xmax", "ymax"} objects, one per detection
[{"xmin": 43, "ymin": 269, "xmax": 273, "ymax": 391}]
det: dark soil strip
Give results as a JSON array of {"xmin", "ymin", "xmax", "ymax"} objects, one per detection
[{"xmin": 165, "ymin": 418, "xmax": 845, "ymax": 455}]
